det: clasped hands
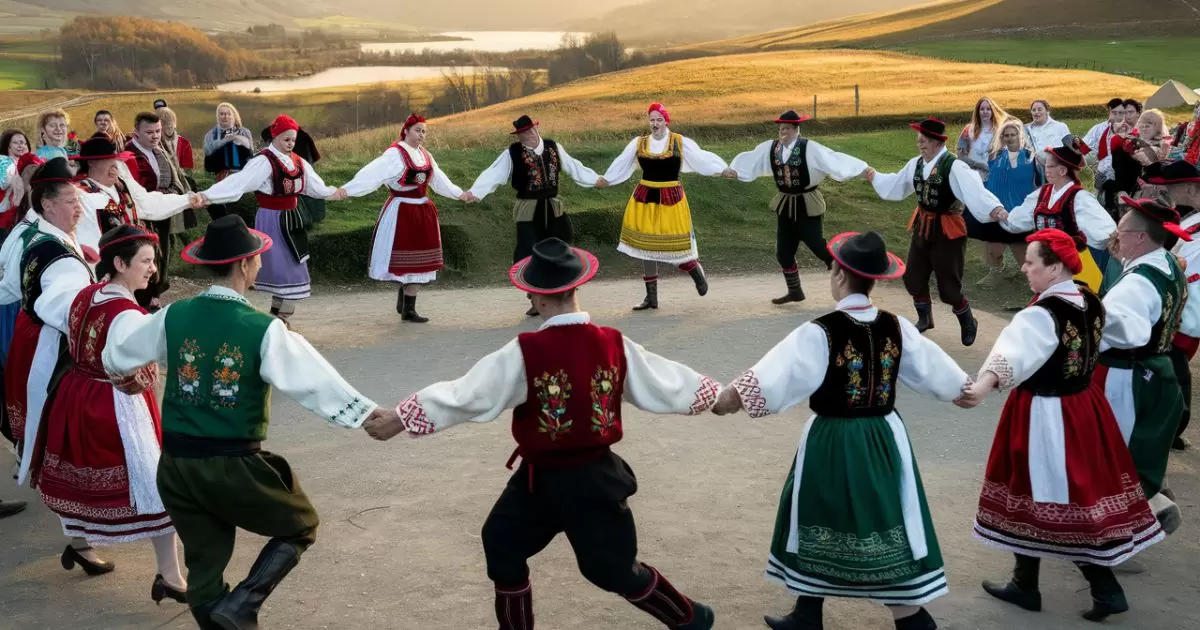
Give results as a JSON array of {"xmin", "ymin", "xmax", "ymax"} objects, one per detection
[
  {"xmin": 362, "ymin": 406, "xmax": 411, "ymax": 441},
  {"xmin": 954, "ymin": 372, "xmax": 997, "ymax": 409}
]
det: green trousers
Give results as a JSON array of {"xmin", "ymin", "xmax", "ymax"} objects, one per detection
[{"xmin": 157, "ymin": 450, "xmax": 319, "ymax": 605}]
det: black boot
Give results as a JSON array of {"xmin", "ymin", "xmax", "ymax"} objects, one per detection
[
  {"xmin": 625, "ymin": 564, "xmax": 714, "ymax": 629},
  {"xmin": 395, "ymin": 286, "xmax": 405, "ymax": 315},
  {"xmin": 210, "ymin": 539, "xmax": 300, "ymax": 630},
  {"xmin": 772, "ymin": 270, "xmax": 805, "ymax": 305},
  {"xmin": 190, "ymin": 595, "xmax": 227, "ymax": 630},
  {"xmin": 982, "ymin": 554, "xmax": 1042, "ymax": 612},
  {"xmin": 494, "ymin": 581, "xmax": 534, "ymax": 630},
  {"xmin": 954, "ymin": 302, "xmax": 978, "ymax": 346},
  {"xmin": 764, "ymin": 595, "xmax": 823, "ymax": 630},
  {"xmin": 686, "ymin": 263, "xmax": 709, "ymax": 297},
  {"xmin": 401, "ymin": 294, "xmax": 429, "ymax": 323},
  {"xmin": 914, "ymin": 301, "xmax": 934, "ymax": 333},
  {"xmin": 1077, "ymin": 563, "xmax": 1128, "ymax": 622},
  {"xmin": 633, "ymin": 279, "xmax": 659, "ymax": 311},
  {"xmin": 893, "ymin": 607, "xmax": 937, "ymax": 630}
]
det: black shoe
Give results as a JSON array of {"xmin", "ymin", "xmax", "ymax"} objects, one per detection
[
  {"xmin": 687, "ymin": 264, "xmax": 709, "ymax": 297},
  {"xmin": 914, "ymin": 302, "xmax": 934, "ymax": 332},
  {"xmin": 764, "ymin": 595, "xmax": 823, "ymax": 629},
  {"xmin": 772, "ymin": 270, "xmax": 805, "ymax": 305},
  {"xmin": 1081, "ymin": 595, "xmax": 1129, "ymax": 622},
  {"xmin": 894, "ymin": 607, "xmax": 937, "ymax": 630},
  {"xmin": 395, "ymin": 286, "xmax": 405, "ymax": 315},
  {"xmin": 211, "ymin": 539, "xmax": 300, "ymax": 630},
  {"xmin": 61, "ymin": 544, "xmax": 115, "ymax": 576},
  {"xmin": 151, "ymin": 574, "xmax": 188, "ymax": 605},
  {"xmin": 1173, "ymin": 436, "xmax": 1191, "ymax": 451},
  {"xmin": 400, "ymin": 294, "xmax": 429, "ymax": 323},
  {"xmin": 679, "ymin": 602, "xmax": 715, "ymax": 630},
  {"xmin": 982, "ymin": 580, "xmax": 1043, "ymax": 612},
  {"xmin": 633, "ymin": 279, "xmax": 659, "ymax": 311},
  {"xmin": 1077, "ymin": 563, "xmax": 1128, "ymax": 623},
  {"xmin": 955, "ymin": 304, "xmax": 978, "ymax": 346},
  {"xmin": 0, "ymin": 500, "xmax": 26, "ymax": 519}
]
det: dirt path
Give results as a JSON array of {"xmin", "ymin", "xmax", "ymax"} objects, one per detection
[{"xmin": 0, "ymin": 93, "xmax": 103, "ymax": 125}]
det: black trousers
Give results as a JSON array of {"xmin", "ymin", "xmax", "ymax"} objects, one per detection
[
  {"xmin": 513, "ymin": 201, "xmax": 574, "ymax": 263},
  {"xmin": 904, "ymin": 229, "xmax": 967, "ymax": 307},
  {"xmin": 482, "ymin": 450, "xmax": 652, "ymax": 596},
  {"xmin": 776, "ymin": 211, "xmax": 832, "ymax": 270},
  {"xmin": 1169, "ymin": 344, "xmax": 1192, "ymax": 439}
]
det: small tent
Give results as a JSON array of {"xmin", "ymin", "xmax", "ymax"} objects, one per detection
[{"xmin": 1146, "ymin": 79, "xmax": 1199, "ymax": 109}]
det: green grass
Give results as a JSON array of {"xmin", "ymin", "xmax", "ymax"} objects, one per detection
[
  {"xmin": 886, "ymin": 38, "xmax": 1200, "ymax": 88},
  {"xmin": 0, "ymin": 55, "xmax": 45, "ymax": 89}
]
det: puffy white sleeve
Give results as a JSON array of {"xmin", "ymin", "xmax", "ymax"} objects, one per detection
[
  {"xmin": 102, "ymin": 308, "xmax": 170, "ymax": 375},
  {"xmin": 427, "ymin": 155, "xmax": 464, "ymax": 200},
  {"xmin": 949, "ymin": 159, "xmax": 1004, "ymax": 222},
  {"xmin": 258, "ymin": 320, "xmax": 376, "ymax": 428},
  {"xmin": 725, "ymin": 323, "xmax": 828, "ymax": 418},
  {"xmin": 200, "ymin": 155, "xmax": 271, "ymax": 204},
  {"xmin": 870, "ymin": 157, "xmax": 920, "ymax": 201},
  {"xmin": 601, "ymin": 138, "xmax": 641, "ymax": 186},
  {"xmin": 679, "ymin": 135, "xmax": 729, "ymax": 176},
  {"xmin": 622, "ymin": 336, "xmax": 719, "ymax": 415},
  {"xmin": 896, "ymin": 316, "xmax": 970, "ymax": 401},
  {"xmin": 32, "ymin": 257, "xmax": 92, "ymax": 334},
  {"xmin": 1002, "ymin": 188, "xmax": 1041, "ymax": 233},
  {"xmin": 467, "ymin": 150, "xmax": 513, "ymax": 200},
  {"xmin": 730, "ymin": 140, "xmax": 774, "ymax": 182},
  {"xmin": 978, "ymin": 306, "xmax": 1059, "ymax": 390},
  {"xmin": 1100, "ymin": 274, "xmax": 1160, "ymax": 351},
  {"xmin": 341, "ymin": 148, "xmax": 404, "ymax": 198},
  {"xmin": 1083, "ymin": 122, "xmax": 1106, "ymax": 157},
  {"xmin": 807, "ymin": 140, "xmax": 870, "ymax": 182},
  {"xmin": 1073, "ymin": 190, "xmax": 1116, "ymax": 249},
  {"xmin": 394, "ymin": 339, "xmax": 528, "ymax": 435},
  {"xmin": 556, "ymin": 143, "xmax": 599, "ymax": 187},
  {"xmin": 119, "ymin": 164, "xmax": 191, "ymax": 221},
  {"xmin": 74, "ymin": 189, "xmax": 103, "ymax": 253},
  {"xmin": 300, "ymin": 160, "xmax": 337, "ymax": 199}
]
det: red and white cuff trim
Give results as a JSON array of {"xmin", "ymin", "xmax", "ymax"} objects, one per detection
[
  {"xmin": 732, "ymin": 370, "xmax": 770, "ymax": 418},
  {"xmin": 688, "ymin": 376, "xmax": 720, "ymax": 414},
  {"xmin": 396, "ymin": 393, "xmax": 435, "ymax": 435}
]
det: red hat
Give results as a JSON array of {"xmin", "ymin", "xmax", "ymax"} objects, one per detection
[
  {"xmin": 400, "ymin": 113, "xmax": 426, "ymax": 140},
  {"xmin": 1120, "ymin": 195, "xmax": 1193, "ymax": 242},
  {"xmin": 647, "ymin": 103, "xmax": 670, "ymax": 125},
  {"xmin": 16, "ymin": 152, "xmax": 44, "ymax": 175},
  {"xmin": 909, "ymin": 118, "xmax": 948, "ymax": 142},
  {"xmin": 1026, "ymin": 228, "xmax": 1083, "ymax": 274},
  {"xmin": 268, "ymin": 115, "xmax": 300, "ymax": 140}
]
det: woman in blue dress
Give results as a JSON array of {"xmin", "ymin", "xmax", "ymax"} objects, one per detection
[{"xmin": 978, "ymin": 118, "xmax": 1043, "ymax": 272}]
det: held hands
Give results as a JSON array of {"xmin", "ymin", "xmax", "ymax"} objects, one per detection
[
  {"xmin": 458, "ymin": 191, "xmax": 479, "ymax": 203},
  {"xmin": 954, "ymin": 373, "xmax": 998, "ymax": 409},
  {"xmin": 328, "ymin": 188, "xmax": 349, "ymax": 202},
  {"xmin": 720, "ymin": 168, "xmax": 738, "ymax": 180},
  {"xmin": 861, "ymin": 168, "xmax": 876, "ymax": 183},
  {"xmin": 594, "ymin": 177, "xmax": 609, "ymax": 189},
  {"xmin": 711, "ymin": 387, "xmax": 744, "ymax": 416},
  {"xmin": 186, "ymin": 192, "xmax": 209, "ymax": 210},
  {"xmin": 989, "ymin": 207, "xmax": 1009, "ymax": 222},
  {"xmin": 363, "ymin": 407, "xmax": 407, "ymax": 441}
]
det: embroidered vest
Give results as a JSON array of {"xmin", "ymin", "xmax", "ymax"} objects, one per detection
[
  {"xmin": 511, "ymin": 323, "xmax": 627, "ymax": 467},
  {"xmin": 254, "ymin": 149, "xmax": 305, "ymax": 211},
  {"xmin": 509, "ymin": 140, "xmax": 561, "ymax": 200},
  {"xmin": 77, "ymin": 178, "xmax": 139, "ymax": 234},
  {"xmin": 913, "ymin": 152, "xmax": 959, "ymax": 214},
  {"xmin": 390, "ymin": 143, "xmax": 433, "ymax": 199},
  {"xmin": 1102, "ymin": 255, "xmax": 1187, "ymax": 361},
  {"xmin": 1032, "ymin": 184, "xmax": 1084, "ymax": 242},
  {"xmin": 771, "ymin": 139, "xmax": 814, "ymax": 194},
  {"xmin": 808, "ymin": 311, "xmax": 904, "ymax": 418},
  {"xmin": 1019, "ymin": 288, "xmax": 1103, "ymax": 396},
  {"xmin": 19, "ymin": 233, "xmax": 93, "ymax": 323},
  {"xmin": 67, "ymin": 283, "xmax": 157, "ymax": 390},
  {"xmin": 636, "ymin": 133, "xmax": 684, "ymax": 183},
  {"xmin": 162, "ymin": 293, "xmax": 275, "ymax": 440}
]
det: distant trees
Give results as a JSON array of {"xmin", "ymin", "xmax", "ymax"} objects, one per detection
[{"xmin": 547, "ymin": 32, "xmax": 627, "ymax": 85}]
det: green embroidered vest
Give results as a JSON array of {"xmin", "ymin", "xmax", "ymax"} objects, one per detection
[
  {"xmin": 913, "ymin": 152, "xmax": 958, "ymax": 214},
  {"xmin": 1103, "ymin": 254, "xmax": 1186, "ymax": 361},
  {"xmin": 163, "ymin": 292, "xmax": 275, "ymax": 440}
]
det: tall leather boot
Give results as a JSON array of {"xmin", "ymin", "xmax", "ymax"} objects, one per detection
[
  {"xmin": 624, "ymin": 564, "xmax": 714, "ymax": 629},
  {"xmin": 401, "ymin": 294, "xmax": 429, "ymax": 323},
  {"xmin": 684, "ymin": 262, "xmax": 709, "ymax": 296},
  {"xmin": 494, "ymin": 581, "xmax": 534, "ymax": 630},
  {"xmin": 395, "ymin": 285, "xmax": 405, "ymax": 315},
  {"xmin": 633, "ymin": 278, "xmax": 659, "ymax": 311},
  {"xmin": 210, "ymin": 539, "xmax": 300, "ymax": 630},
  {"xmin": 982, "ymin": 554, "xmax": 1042, "ymax": 612},
  {"xmin": 772, "ymin": 270, "xmax": 805, "ymax": 305},
  {"xmin": 764, "ymin": 595, "xmax": 823, "ymax": 630},
  {"xmin": 914, "ymin": 300, "xmax": 934, "ymax": 333},
  {"xmin": 1076, "ymin": 563, "xmax": 1128, "ymax": 622},
  {"xmin": 893, "ymin": 607, "xmax": 937, "ymax": 630},
  {"xmin": 190, "ymin": 594, "xmax": 227, "ymax": 630},
  {"xmin": 954, "ymin": 301, "xmax": 978, "ymax": 346}
]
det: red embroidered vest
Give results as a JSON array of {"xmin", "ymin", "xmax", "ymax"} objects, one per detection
[
  {"xmin": 390, "ymin": 143, "xmax": 432, "ymax": 200},
  {"xmin": 77, "ymin": 178, "xmax": 139, "ymax": 234},
  {"xmin": 1033, "ymin": 184, "xmax": 1084, "ymax": 242},
  {"xmin": 254, "ymin": 149, "xmax": 305, "ymax": 210},
  {"xmin": 511, "ymin": 323, "xmax": 627, "ymax": 468}
]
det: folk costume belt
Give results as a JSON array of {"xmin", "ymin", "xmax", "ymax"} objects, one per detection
[
  {"xmin": 505, "ymin": 445, "xmax": 612, "ymax": 491},
  {"xmin": 633, "ymin": 179, "xmax": 685, "ymax": 206},
  {"xmin": 908, "ymin": 205, "xmax": 967, "ymax": 240},
  {"xmin": 387, "ymin": 190, "xmax": 429, "ymax": 204},
  {"xmin": 163, "ymin": 432, "xmax": 262, "ymax": 458}
]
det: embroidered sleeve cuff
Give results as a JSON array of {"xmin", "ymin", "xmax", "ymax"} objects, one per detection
[
  {"xmin": 688, "ymin": 376, "xmax": 720, "ymax": 414},
  {"xmin": 396, "ymin": 393, "xmax": 435, "ymax": 435},
  {"xmin": 731, "ymin": 370, "xmax": 770, "ymax": 418},
  {"xmin": 330, "ymin": 396, "xmax": 375, "ymax": 428},
  {"xmin": 980, "ymin": 355, "xmax": 1015, "ymax": 390}
]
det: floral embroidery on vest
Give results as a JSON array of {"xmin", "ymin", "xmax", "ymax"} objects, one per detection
[
  {"xmin": 1159, "ymin": 291, "xmax": 1176, "ymax": 353},
  {"xmin": 590, "ymin": 366, "xmax": 618, "ymax": 437},
  {"xmin": 875, "ymin": 339, "xmax": 899, "ymax": 404},
  {"xmin": 177, "ymin": 339, "xmax": 204, "ymax": 403},
  {"xmin": 211, "ymin": 343, "xmax": 244, "ymax": 408},
  {"xmin": 534, "ymin": 370, "xmax": 572, "ymax": 440},
  {"xmin": 836, "ymin": 341, "xmax": 866, "ymax": 405},
  {"xmin": 82, "ymin": 312, "xmax": 107, "ymax": 367},
  {"xmin": 1090, "ymin": 316, "xmax": 1103, "ymax": 372},
  {"xmin": 1062, "ymin": 321, "xmax": 1083, "ymax": 378}
]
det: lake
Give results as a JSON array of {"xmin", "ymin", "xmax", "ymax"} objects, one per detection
[
  {"xmin": 217, "ymin": 66, "xmax": 497, "ymax": 93},
  {"xmin": 362, "ymin": 31, "xmax": 586, "ymax": 54}
]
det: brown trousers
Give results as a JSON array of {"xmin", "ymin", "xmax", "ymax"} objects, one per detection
[{"xmin": 903, "ymin": 228, "xmax": 967, "ymax": 307}]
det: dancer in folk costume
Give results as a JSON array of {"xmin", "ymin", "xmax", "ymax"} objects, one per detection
[
  {"xmin": 363, "ymin": 237, "xmax": 720, "ymax": 630},
  {"xmin": 713, "ymin": 231, "xmax": 971, "ymax": 630},
  {"xmin": 1000, "ymin": 136, "xmax": 1116, "ymax": 290},
  {"xmin": 957, "ymin": 229, "xmax": 1163, "ymax": 623},
  {"xmin": 338, "ymin": 114, "xmax": 468, "ymax": 323},
  {"xmin": 197, "ymin": 115, "xmax": 347, "ymax": 324},
  {"xmin": 28, "ymin": 225, "xmax": 187, "ymax": 603},
  {"xmin": 1094, "ymin": 195, "xmax": 1192, "ymax": 535},
  {"xmin": 729, "ymin": 110, "xmax": 870, "ymax": 304},
  {"xmin": 100, "ymin": 215, "xmax": 378, "ymax": 629},
  {"xmin": 466, "ymin": 114, "xmax": 603, "ymax": 316},
  {"xmin": 865, "ymin": 118, "xmax": 1006, "ymax": 346},
  {"xmin": 601, "ymin": 103, "xmax": 736, "ymax": 310}
]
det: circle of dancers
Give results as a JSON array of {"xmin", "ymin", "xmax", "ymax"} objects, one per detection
[{"xmin": 0, "ymin": 98, "xmax": 1198, "ymax": 630}]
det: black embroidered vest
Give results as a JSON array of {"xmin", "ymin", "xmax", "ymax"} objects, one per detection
[
  {"xmin": 77, "ymin": 178, "xmax": 139, "ymax": 234},
  {"xmin": 509, "ymin": 140, "xmax": 560, "ymax": 200},
  {"xmin": 913, "ymin": 152, "xmax": 958, "ymax": 214},
  {"xmin": 809, "ymin": 311, "xmax": 904, "ymax": 417},
  {"xmin": 636, "ymin": 134, "xmax": 684, "ymax": 183},
  {"xmin": 19, "ymin": 233, "xmax": 93, "ymax": 324},
  {"xmin": 1018, "ymin": 288, "xmax": 1103, "ymax": 396},
  {"xmin": 771, "ymin": 138, "xmax": 814, "ymax": 194},
  {"xmin": 1032, "ymin": 184, "xmax": 1083, "ymax": 241}
]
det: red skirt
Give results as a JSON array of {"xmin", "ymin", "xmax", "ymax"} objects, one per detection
[
  {"xmin": 974, "ymin": 383, "xmax": 1162, "ymax": 565},
  {"xmin": 381, "ymin": 198, "xmax": 443, "ymax": 276},
  {"xmin": 3, "ymin": 311, "xmax": 40, "ymax": 443}
]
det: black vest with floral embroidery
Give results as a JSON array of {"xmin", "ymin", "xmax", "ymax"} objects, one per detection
[
  {"xmin": 508, "ymin": 140, "xmax": 560, "ymax": 200},
  {"xmin": 913, "ymin": 152, "xmax": 958, "ymax": 214},
  {"xmin": 809, "ymin": 311, "xmax": 904, "ymax": 417},
  {"xmin": 771, "ymin": 139, "xmax": 813, "ymax": 194},
  {"xmin": 1018, "ymin": 288, "xmax": 1103, "ymax": 396}
]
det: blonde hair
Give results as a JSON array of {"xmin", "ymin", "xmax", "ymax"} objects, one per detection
[
  {"xmin": 1137, "ymin": 109, "xmax": 1169, "ymax": 142},
  {"xmin": 156, "ymin": 106, "xmax": 177, "ymax": 126},
  {"xmin": 215, "ymin": 102, "xmax": 242, "ymax": 129},
  {"xmin": 989, "ymin": 118, "xmax": 1027, "ymax": 159},
  {"xmin": 36, "ymin": 109, "xmax": 69, "ymax": 147},
  {"xmin": 967, "ymin": 96, "xmax": 1011, "ymax": 141}
]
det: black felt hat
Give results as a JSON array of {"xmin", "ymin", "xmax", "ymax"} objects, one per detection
[
  {"xmin": 827, "ymin": 231, "xmax": 905, "ymax": 279},
  {"xmin": 774, "ymin": 110, "xmax": 812, "ymax": 125},
  {"xmin": 30, "ymin": 157, "xmax": 75, "ymax": 184},
  {"xmin": 909, "ymin": 118, "xmax": 948, "ymax": 142},
  {"xmin": 1046, "ymin": 135, "xmax": 1087, "ymax": 170},
  {"xmin": 73, "ymin": 136, "xmax": 133, "ymax": 162},
  {"xmin": 509, "ymin": 237, "xmax": 599, "ymax": 295},
  {"xmin": 510, "ymin": 115, "xmax": 539, "ymax": 134},
  {"xmin": 180, "ymin": 214, "xmax": 273, "ymax": 265},
  {"xmin": 1144, "ymin": 160, "xmax": 1200, "ymax": 185},
  {"xmin": 1120, "ymin": 195, "xmax": 1192, "ymax": 243},
  {"xmin": 153, "ymin": 98, "xmax": 167, "ymax": 109}
]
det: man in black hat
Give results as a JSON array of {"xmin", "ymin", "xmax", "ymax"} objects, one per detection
[
  {"xmin": 153, "ymin": 98, "xmax": 168, "ymax": 110},
  {"xmin": 364, "ymin": 237, "xmax": 719, "ymax": 630},
  {"xmin": 465, "ymin": 115, "xmax": 606, "ymax": 316},
  {"xmin": 729, "ymin": 109, "xmax": 871, "ymax": 304},
  {"xmin": 101, "ymin": 214, "xmax": 381, "ymax": 629},
  {"xmin": 865, "ymin": 118, "xmax": 1007, "ymax": 346}
]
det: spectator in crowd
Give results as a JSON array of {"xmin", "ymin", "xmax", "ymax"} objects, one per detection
[
  {"xmin": 957, "ymin": 96, "xmax": 1011, "ymax": 181},
  {"xmin": 156, "ymin": 106, "xmax": 196, "ymax": 184},
  {"xmin": 1168, "ymin": 100, "xmax": 1200, "ymax": 166},
  {"xmin": 93, "ymin": 109, "xmax": 127, "ymax": 147},
  {"xmin": 1123, "ymin": 98, "xmax": 1143, "ymax": 128},
  {"xmin": 976, "ymin": 118, "xmax": 1043, "ymax": 286},
  {"xmin": 34, "ymin": 109, "xmax": 76, "ymax": 163},
  {"xmin": 0, "ymin": 129, "xmax": 32, "ymax": 238},
  {"xmin": 126, "ymin": 111, "xmax": 191, "ymax": 306},
  {"xmin": 1024, "ymin": 100, "xmax": 1071, "ymax": 166},
  {"xmin": 1083, "ymin": 98, "xmax": 1126, "ymax": 202},
  {"xmin": 202, "ymin": 102, "xmax": 254, "ymax": 220}
]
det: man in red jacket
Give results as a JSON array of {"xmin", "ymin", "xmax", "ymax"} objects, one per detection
[
  {"xmin": 365, "ymin": 237, "xmax": 718, "ymax": 630},
  {"xmin": 126, "ymin": 111, "xmax": 186, "ymax": 304}
]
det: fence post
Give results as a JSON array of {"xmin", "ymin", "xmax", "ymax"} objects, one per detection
[
  {"xmin": 855, "ymin": 84, "xmax": 860, "ymax": 116},
  {"xmin": 813, "ymin": 94, "xmax": 818, "ymax": 119}
]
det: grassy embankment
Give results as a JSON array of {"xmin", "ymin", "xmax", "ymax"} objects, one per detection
[{"xmin": 0, "ymin": 36, "xmax": 55, "ymax": 89}]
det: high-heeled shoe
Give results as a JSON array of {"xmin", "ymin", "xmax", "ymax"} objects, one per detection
[
  {"xmin": 151, "ymin": 573, "xmax": 188, "ymax": 604},
  {"xmin": 60, "ymin": 544, "xmax": 115, "ymax": 576}
]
